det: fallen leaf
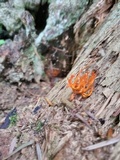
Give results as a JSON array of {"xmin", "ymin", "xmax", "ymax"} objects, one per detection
[
  {"xmin": 106, "ymin": 128, "xmax": 114, "ymax": 139},
  {"xmin": 36, "ymin": 143, "xmax": 42, "ymax": 160},
  {"xmin": 9, "ymin": 137, "xmax": 17, "ymax": 154},
  {"xmin": 82, "ymin": 136, "xmax": 120, "ymax": 151}
]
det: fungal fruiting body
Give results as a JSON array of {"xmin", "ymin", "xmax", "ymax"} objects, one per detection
[{"xmin": 67, "ymin": 70, "xmax": 96, "ymax": 98}]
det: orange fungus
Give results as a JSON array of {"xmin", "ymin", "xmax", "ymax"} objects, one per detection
[{"xmin": 67, "ymin": 70, "xmax": 96, "ymax": 98}]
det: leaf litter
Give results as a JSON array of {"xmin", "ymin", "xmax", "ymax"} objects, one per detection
[{"xmin": 0, "ymin": 71, "xmax": 119, "ymax": 160}]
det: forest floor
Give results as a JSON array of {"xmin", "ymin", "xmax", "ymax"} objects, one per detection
[
  {"xmin": 0, "ymin": 81, "xmax": 52, "ymax": 160},
  {"xmin": 0, "ymin": 0, "xmax": 120, "ymax": 159},
  {"xmin": 0, "ymin": 79, "xmax": 116, "ymax": 160}
]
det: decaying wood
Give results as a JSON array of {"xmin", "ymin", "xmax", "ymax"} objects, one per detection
[
  {"xmin": 47, "ymin": 1, "xmax": 120, "ymax": 131},
  {"xmin": 46, "ymin": 1, "xmax": 120, "ymax": 159},
  {"xmin": 74, "ymin": 0, "xmax": 115, "ymax": 45},
  {"xmin": 74, "ymin": 0, "xmax": 114, "ymax": 34}
]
